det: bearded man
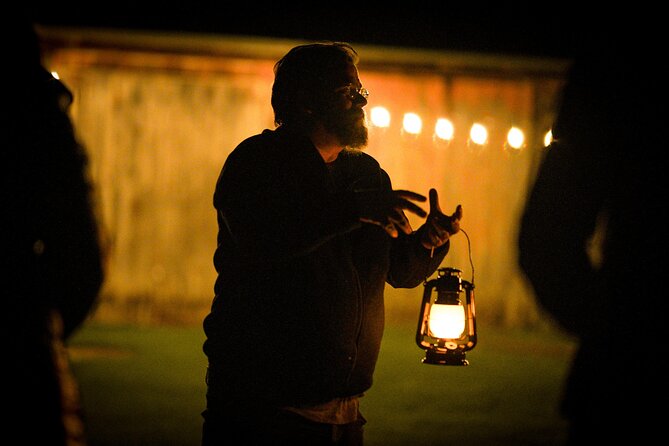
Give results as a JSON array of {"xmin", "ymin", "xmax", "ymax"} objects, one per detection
[{"xmin": 201, "ymin": 42, "xmax": 462, "ymax": 446}]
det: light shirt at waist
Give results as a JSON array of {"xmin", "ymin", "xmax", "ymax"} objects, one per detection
[{"xmin": 283, "ymin": 395, "xmax": 361, "ymax": 425}]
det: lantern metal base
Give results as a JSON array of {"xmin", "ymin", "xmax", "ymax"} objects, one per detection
[{"xmin": 422, "ymin": 349, "xmax": 469, "ymax": 366}]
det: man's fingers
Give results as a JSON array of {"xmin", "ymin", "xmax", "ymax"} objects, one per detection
[
  {"xmin": 385, "ymin": 190, "xmax": 427, "ymax": 218},
  {"xmin": 448, "ymin": 205, "xmax": 463, "ymax": 234},
  {"xmin": 429, "ymin": 188, "xmax": 442, "ymax": 215},
  {"xmin": 384, "ymin": 224, "xmax": 398, "ymax": 238},
  {"xmin": 428, "ymin": 203, "xmax": 463, "ymax": 235},
  {"xmin": 398, "ymin": 200, "xmax": 427, "ymax": 218},
  {"xmin": 394, "ymin": 190, "xmax": 427, "ymax": 202},
  {"xmin": 389, "ymin": 210, "xmax": 413, "ymax": 235},
  {"xmin": 453, "ymin": 204, "xmax": 463, "ymax": 220},
  {"xmin": 356, "ymin": 188, "xmax": 429, "ymax": 234}
]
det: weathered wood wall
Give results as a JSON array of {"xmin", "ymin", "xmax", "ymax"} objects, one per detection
[{"xmin": 40, "ymin": 28, "xmax": 567, "ymax": 327}]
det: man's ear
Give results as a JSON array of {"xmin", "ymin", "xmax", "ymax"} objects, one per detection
[{"xmin": 297, "ymin": 89, "xmax": 327, "ymax": 116}]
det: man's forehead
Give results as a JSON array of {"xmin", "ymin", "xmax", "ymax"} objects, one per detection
[{"xmin": 334, "ymin": 64, "xmax": 360, "ymax": 87}]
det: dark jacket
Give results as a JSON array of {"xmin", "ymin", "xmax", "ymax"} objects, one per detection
[
  {"xmin": 203, "ymin": 126, "xmax": 447, "ymax": 407},
  {"xmin": 518, "ymin": 37, "xmax": 663, "ymax": 436},
  {"xmin": 6, "ymin": 21, "xmax": 104, "ymax": 444}
]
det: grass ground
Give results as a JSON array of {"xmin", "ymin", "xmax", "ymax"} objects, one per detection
[{"xmin": 68, "ymin": 321, "xmax": 576, "ymax": 446}]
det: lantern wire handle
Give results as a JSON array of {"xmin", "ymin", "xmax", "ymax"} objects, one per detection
[
  {"xmin": 460, "ymin": 228, "xmax": 474, "ymax": 287},
  {"xmin": 424, "ymin": 228, "xmax": 475, "ymax": 286}
]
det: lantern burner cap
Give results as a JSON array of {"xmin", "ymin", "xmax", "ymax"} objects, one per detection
[{"xmin": 422, "ymin": 349, "xmax": 469, "ymax": 366}]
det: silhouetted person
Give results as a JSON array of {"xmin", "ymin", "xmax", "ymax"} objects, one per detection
[
  {"xmin": 5, "ymin": 18, "xmax": 105, "ymax": 446},
  {"xmin": 201, "ymin": 42, "xmax": 462, "ymax": 445},
  {"xmin": 518, "ymin": 34, "xmax": 663, "ymax": 443}
]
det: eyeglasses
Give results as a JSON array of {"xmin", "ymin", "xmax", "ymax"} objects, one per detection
[{"xmin": 335, "ymin": 84, "xmax": 370, "ymax": 100}]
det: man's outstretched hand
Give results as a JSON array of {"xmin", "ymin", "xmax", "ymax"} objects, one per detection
[
  {"xmin": 420, "ymin": 188, "xmax": 463, "ymax": 250},
  {"xmin": 355, "ymin": 189, "xmax": 427, "ymax": 238}
]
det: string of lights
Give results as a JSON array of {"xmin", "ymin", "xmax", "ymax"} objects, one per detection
[{"xmin": 368, "ymin": 105, "xmax": 554, "ymax": 152}]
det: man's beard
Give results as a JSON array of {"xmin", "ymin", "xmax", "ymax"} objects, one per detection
[{"xmin": 322, "ymin": 108, "xmax": 368, "ymax": 149}]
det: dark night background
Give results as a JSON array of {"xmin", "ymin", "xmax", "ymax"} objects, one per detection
[{"xmin": 25, "ymin": 5, "xmax": 590, "ymax": 59}]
